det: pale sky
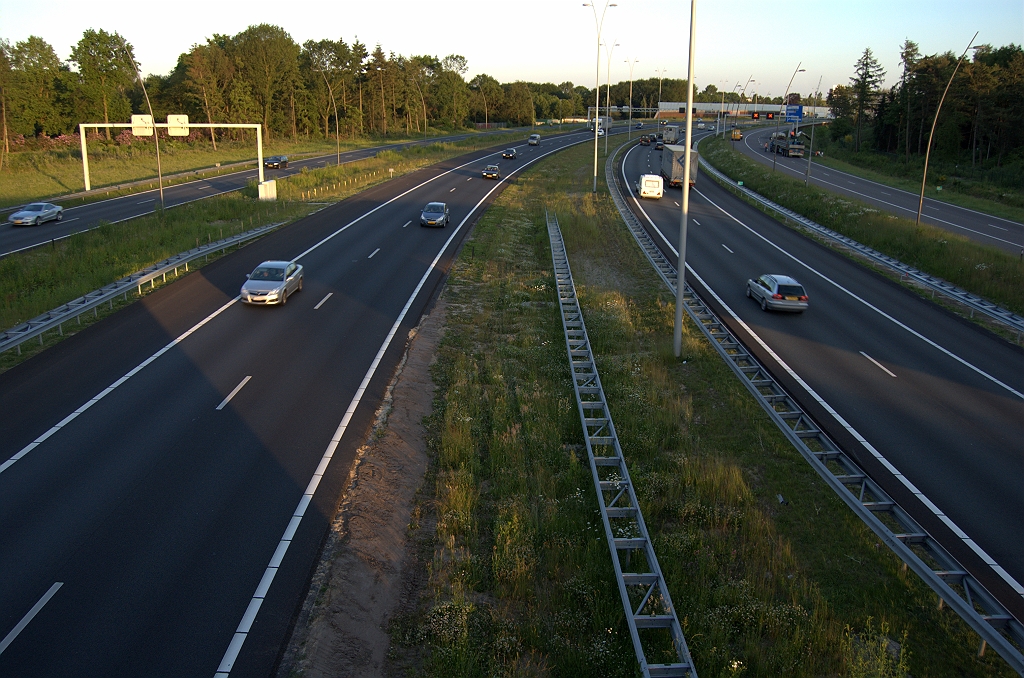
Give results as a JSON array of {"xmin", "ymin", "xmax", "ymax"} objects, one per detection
[{"xmin": 2, "ymin": 0, "xmax": 1021, "ymax": 97}]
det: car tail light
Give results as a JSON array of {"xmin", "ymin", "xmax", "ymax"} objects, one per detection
[
  {"xmin": 798, "ymin": 295, "xmax": 808, "ymax": 301},
  {"xmin": 771, "ymin": 293, "xmax": 783, "ymax": 300}
]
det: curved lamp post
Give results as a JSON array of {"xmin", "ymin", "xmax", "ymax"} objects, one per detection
[
  {"xmin": 772, "ymin": 63, "xmax": 804, "ymax": 172},
  {"xmin": 584, "ymin": 1, "xmax": 617, "ymax": 193},
  {"xmin": 917, "ymin": 32, "xmax": 977, "ymax": 224}
]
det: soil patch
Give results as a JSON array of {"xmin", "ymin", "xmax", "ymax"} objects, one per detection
[{"xmin": 277, "ymin": 301, "xmax": 446, "ymax": 677}]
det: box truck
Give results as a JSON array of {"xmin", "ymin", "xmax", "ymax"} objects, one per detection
[{"xmin": 660, "ymin": 144, "xmax": 699, "ymax": 188}]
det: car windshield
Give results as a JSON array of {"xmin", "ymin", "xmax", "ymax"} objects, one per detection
[
  {"xmin": 778, "ymin": 285, "xmax": 805, "ymax": 296},
  {"xmin": 250, "ymin": 266, "xmax": 285, "ymax": 282},
  {"xmin": 423, "ymin": 203, "xmax": 444, "ymax": 214},
  {"xmin": 25, "ymin": 204, "xmax": 44, "ymax": 211},
  {"xmin": 486, "ymin": 166, "xmax": 498, "ymax": 170}
]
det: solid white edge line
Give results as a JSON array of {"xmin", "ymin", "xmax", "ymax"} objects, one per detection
[
  {"xmin": 1, "ymin": 297, "xmax": 239, "ymax": 476},
  {"xmin": 0, "ymin": 582, "xmax": 63, "ymax": 656},
  {"xmin": 620, "ymin": 148, "xmax": 1024, "ymax": 599},
  {"xmin": 216, "ymin": 376, "xmax": 252, "ymax": 411},
  {"xmin": 313, "ymin": 292, "xmax": 333, "ymax": 310},
  {"xmin": 692, "ymin": 185, "xmax": 1023, "ymax": 400},
  {"xmin": 213, "ymin": 133, "xmax": 592, "ymax": 676},
  {"xmin": 859, "ymin": 351, "xmax": 897, "ymax": 378}
]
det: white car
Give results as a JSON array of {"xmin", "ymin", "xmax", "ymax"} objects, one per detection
[
  {"xmin": 240, "ymin": 260, "xmax": 304, "ymax": 305},
  {"xmin": 746, "ymin": 274, "xmax": 808, "ymax": 313},
  {"xmin": 528, "ymin": 134, "xmax": 541, "ymax": 146}
]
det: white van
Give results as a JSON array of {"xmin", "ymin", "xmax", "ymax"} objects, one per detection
[
  {"xmin": 528, "ymin": 134, "xmax": 541, "ymax": 146},
  {"xmin": 636, "ymin": 174, "xmax": 664, "ymax": 199}
]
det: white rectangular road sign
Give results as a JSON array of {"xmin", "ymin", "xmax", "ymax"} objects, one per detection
[
  {"xmin": 131, "ymin": 114, "xmax": 153, "ymax": 137},
  {"xmin": 167, "ymin": 114, "xmax": 189, "ymax": 136}
]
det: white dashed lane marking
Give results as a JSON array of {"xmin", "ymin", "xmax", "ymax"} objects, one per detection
[
  {"xmin": 314, "ymin": 293, "xmax": 333, "ymax": 310},
  {"xmin": 722, "ymin": 244, "xmax": 734, "ymax": 253},
  {"xmin": 860, "ymin": 352, "xmax": 897, "ymax": 378},
  {"xmin": 217, "ymin": 376, "xmax": 252, "ymax": 411},
  {"xmin": 368, "ymin": 248, "xmax": 380, "ymax": 259}
]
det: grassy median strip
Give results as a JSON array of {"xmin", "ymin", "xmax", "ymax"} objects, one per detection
[
  {"xmin": 0, "ymin": 196, "xmax": 315, "ymax": 373},
  {"xmin": 701, "ymin": 136, "xmax": 1024, "ymax": 319},
  {"xmin": 386, "ymin": 139, "xmax": 1017, "ymax": 676},
  {"xmin": 270, "ymin": 130, "xmax": 558, "ymax": 203}
]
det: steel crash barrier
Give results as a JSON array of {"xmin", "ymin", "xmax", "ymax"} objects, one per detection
[
  {"xmin": 695, "ymin": 147, "xmax": 1024, "ymax": 342},
  {"xmin": 0, "ymin": 223, "xmax": 282, "ymax": 357},
  {"xmin": 604, "ymin": 144, "xmax": 1024, "ymax": 674}
]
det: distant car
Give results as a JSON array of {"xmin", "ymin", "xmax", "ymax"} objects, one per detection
[
  {"xmin": 708, "ymin": 125, "xmax": 716, "ymax": 132},
  {"xmin": 502, "ymin": 148, "xmax": 517, "ymax": 159},
  {"xmin": 654, "ymin": 140, "xmax": 665, "ymax": 150},
  {"xmin": 528, "ymin": 134, "xmax": 541, "ymax": 146},
  {"xmin": 8, "ymin": 202, "xmax": 63, "ymax": 226},
  {"xmin": 639, "ymin": 135, "xmax": 651, "ymax": 146},
  {"xmin": 697, "ymin": 122, "xmax": 706, "ymax": 130},
  {"xmin": 746, "ymin": 274, "xmax": 809, "ymax": 313},
  {"xmin": 482, "ymin": 164, "xmax": 500, "ymax": 179},
  {"xmin": 420, "ymin": 202, "xmax": 450, "ymax": 228},
  {"xmin": 635, "ymin": 122, "xmax": 643, "ymax": 129},
  {"xmin": 597, "ymin": 128, "xmax": 606, "ymax": 137},
  {"xmin": 264, "ymin": 155, "xmax": 288, "ymax": 169},
  {"xmin": 660, "ymin": 120, "xmax": 667, "ymax": 126},
  {"xmin": 240, "ymin": 260, "xmax": 303, "ymax": 305}
]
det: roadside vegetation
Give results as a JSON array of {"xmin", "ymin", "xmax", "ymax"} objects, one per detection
[
  {"xmin": 700, "ymin": 135, "xmax": 1024, "ymax": 319},
  {"xmin": 385, "ymin": 138, "xmax": 1016, "ymax": 676},
  {"xmin": 0, "ymin": 196, "xmax": 314, "ymax": 374},
  {"xmin": 803, "ymin": 134, "xmax": 1024, "ymax": 225},
  {"xmin": 268, "ymin": 130, "xmax": 538, "ymax": 202}
]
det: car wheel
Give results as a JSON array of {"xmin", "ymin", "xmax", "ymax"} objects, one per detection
[
  {"xmin": 298, "ymin": 276, "xmax": 303, "ymax": 292},
  {"xmin": 34, "ymin": 218, "xmax": 40, "ymax": 226},
  {"xmin": 760, "ymin": 297, "xmax": 768, "ymax": 311},
  {"xmin": 745, "ymin": 286, "xmax": 751, "ymax": 298},
  {"xmin": 57, "ymin": 212, "xmax": 63, "ymax": 222},
  {"xmin": 280, "ymin": 289, "xmax": 287, "ymax": 305}
]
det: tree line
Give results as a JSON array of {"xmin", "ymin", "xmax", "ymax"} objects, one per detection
[
  {"xmin": 827, "ymin": 41, "xmax": 1023, "ymax": 170},
  {"xmin": 0, "ymin": 24, "xmax": 605, "ymax": 159}
]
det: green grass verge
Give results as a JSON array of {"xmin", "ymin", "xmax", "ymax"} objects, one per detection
[
  {"xmin": 0, "ymin": 125, "xmax": 562, "ymax": 209},
  {"xmin": 0, "ymin": 196, "xmax": 316, "ymax": 374},
  {"xmin": 269, "ymin": 131, "xmax": 552, "ymax": 203},
  {"xmin": 701, "ymin": 136, "xmax": 1024, "ymax": 318},
  {"xmin": 385, "ymin": 138, "xmax": 1016, "ymax": 676}
]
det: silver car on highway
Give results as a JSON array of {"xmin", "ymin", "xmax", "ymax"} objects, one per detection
[
  {"xmin": 746, "ymin": 273, "xmax": 809, "ymax": 312},
  {"xmin": 8, "ymin": 202, "xmax": 63, "ymax": 226},
  {"xmin": 240, "ymin": 260, "xmax": 304, "ymax": 305}
]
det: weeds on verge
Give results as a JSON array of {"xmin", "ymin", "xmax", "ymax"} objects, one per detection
[{"xmin": 387, "ymin": 139, "xmax": 1017, "ymax": 677}]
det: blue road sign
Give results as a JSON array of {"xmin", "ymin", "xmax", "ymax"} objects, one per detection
[{"xmin": 786, "ymin": 105, "xmax": 803, "ymax": 120}]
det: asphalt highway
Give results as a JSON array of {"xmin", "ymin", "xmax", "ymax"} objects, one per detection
[
  {"xmin": 726, "ymin": 126, "xmax": 1024, "ymax": 255},
  {"xmin": 0, "ymin": 128, "xmax": 596, "ymax": 676},
  {"xmin": 621, "ymin": 137, "xmax": 1024, "ymax": 621},
  {"xmin": 0, "ymin": 128, "xmax": 534, "ymax": 258}
]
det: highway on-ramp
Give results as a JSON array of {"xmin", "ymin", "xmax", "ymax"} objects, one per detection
[
  {"xmin": 728, "ymin": 126, "xmax": 1024, "ymax": 255},
  {"xmin": 0, "ymin": 128, "xmax": 533, "ymax": 258},
  {"xmin": 0, "ymin": 129, "xmax": 592, "ymax": 677},
  {"xmin": 621, "ymin": 137, "xmax": 1024, "ymax": 621}
]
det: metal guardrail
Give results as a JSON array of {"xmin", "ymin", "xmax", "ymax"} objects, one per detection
[
  {"xmin": 695, "ymin": 148, "xmax": 1024, "ymax": 340},
  {"xmin": 546, "ymin": 211, "xmax": 697, "ymax": 678},
  {"xmin": 605, "ymin": 146, "xmax": 1024, "ymax": 674},
  {"xmin": 0, "ymin": 223, "xmax": 281, "ymax": 356}
]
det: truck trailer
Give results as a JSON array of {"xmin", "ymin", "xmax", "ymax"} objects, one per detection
[
  {"xmin": 768, "ymin": 132, "xmax": 805, "ymax": 157},
  {"xmin": 662, "ymin": 124, "xmax": 680, "ymax": 144},
  {"xmin": 660, "ymin": 144, "xmax": 699, "ymax": 188},
  {"xmin": 590, "ymin": 116, "xmax": 613, "ymax": 132}
]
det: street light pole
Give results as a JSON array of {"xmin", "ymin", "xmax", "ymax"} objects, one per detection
[
  {"xmin": 674, "ymin": 0, "xmax": 697, "ymax": 358},
  {"xmin": 121, "ymin": 37, "xmax": 164, "ymax": 208},
  {"xmin": 732, "ymin": 76, "xmax": 753, "ymax": 147},
  {"xmin": 604, "ymin": 39, "xmax": 619, "ymax": 155},
  {"xmin": 804, "ymin": 75, "xmax": 822, "ymax": 186},
  {"xmin": 584, "ymin": 1, "xmax": 617, "ymax": 193},
  {"xmin": 772, "ymin": 62, "xmax": 804, "ymax": 173},
  {"xmin": 625, "ymin": 57, "xmax": 639, "ymax": 141},
  {"xmin": 917, "ymin": 32, "xmax": 977, "ymax": 225},
  {"xmin": 654, "ymin": 67, "xmax": 667, "ymax": 121}
]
